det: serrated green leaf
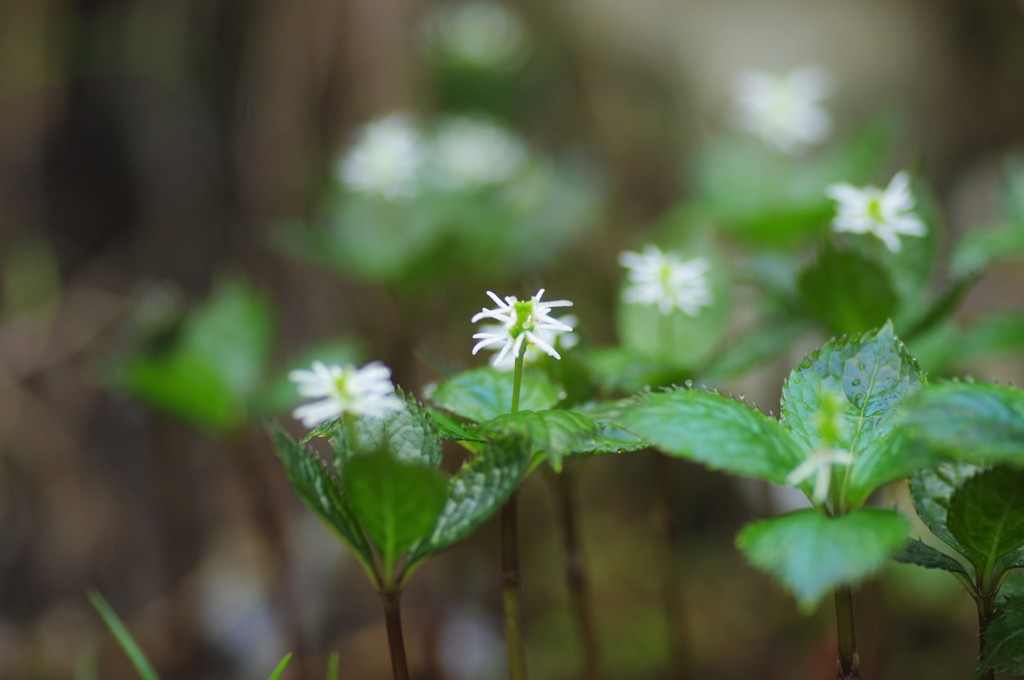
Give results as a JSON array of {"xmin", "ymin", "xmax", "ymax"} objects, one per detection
[
  {"xmin": 432, "ymin": 367, "xmax": 561, "ymax": 423},
  {"xmin": 87, "ymin": 589, "xmax": 160, "ymax": 680},
  {"xmin": 620, "ymin": 389, "xmax": 804, "ymax": 484},
  {"xmin": 117, "ymin": 278, "xmax": 274, "ymax": 432},
  {"xmin": 268, "ymin": 424, "xmax": 376, "ymax": 577},
  {"xmin": 797, "ymin": 247, "xmax": 898, "ymax": 336},
  {"xmin": 570, "ymin": 401, "xmax": 649, "ymax": 455},
  {"xmin": 948, "ymin": 467, "xmax": 1024, "ymax": 574},
  {"xmin": 427, "ymin": 408, "xmax": 487, "ymax": 443},
  {"xmin": 898, "ymin": 383, "xmax": 1024, "ymax": 467},
  {"xmin": 736, "ymin": 508, "xmax": 909, "ymax": 612},
  {"xmin": 908, "ymin": 462, "xmax": 979, "ymax": 555},
  {"xmin": 327, "ymin": 399, "xmax": 443, "ymax": 468},
  {"xmin": 415, "ymin": 437, "xmax": 530, "ymax": 560},
  {"xmin": 781, "ymin": 322, "xmax": 924, "ymax": 460},
  {"xmin": 892, "ymin": 538, "xmax": 970, "ymax": 576},
  {"xmin": 979, "ymin": 596, "xmax": 1024, "ymax": 676},
  {"xmin": 343, "ymin": 453, "xmax": 448, "ymax": 576},
  {"xmin": 479, "ymin": 409, "xmax": 596, "ymax": 471},
  {"xmin": 266, "ymin": 653, "xmax": 292, "ymax": 680},
  {"xmin": 844, "ymin": 428, "xmax": 942, "ymax": 509}
]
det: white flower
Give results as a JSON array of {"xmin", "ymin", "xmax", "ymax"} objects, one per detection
[
  {"xmin": 432, "ymin": 116, "xmax": 527, "ymax": 189},
  {"xmin": 483, "ymin": 313, "xmax": 579, "ymax": 371},
  {"xmin": 826, "ymin": 171, "xmax": 927, "ymax": 253},
  {"xmin": 337, "ymin": 114, "xmax": 426, "ymax": 199},
  {"xmin": 786, "ymin": 447, "xmax": 854, "ymax": 506},
  {"xmin": 732, "ymin": 66, "xmax": 832, "ymax": 154},
  {"xmin": 471, "ymin": 289, "xmax": 574, "ymax": 366},
  {"xmin": 618, "ymin": 245, "xmax": 713, "ymax": 316},
  {"xmin": 289, "ymin": 360, "xmax": 405, "ymax": 428}
]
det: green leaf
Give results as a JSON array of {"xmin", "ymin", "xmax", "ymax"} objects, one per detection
[
  {"xmin": 267, "ymin": 654, "xmax": 292, "ymax": 680},
  {"xmin": 781, "ymin": 322, "xmax": 924, "ymax": 458},
  {"xmin": 431, "ymin": 366, "xmax": 562, "ymax": 422},
  {"xmin": 892, "ymin": 538, "xmax": 970, "ymax": 576},
  {"xmin": 268, "ymin": 424, "xmax": 376, "ymax": 577},
  {"xmin": 735, "ymin": 508, "xmax": 909, "ymax": 612},
  {"xmin": 951, "ymin": 225, "xmax": 1024, "ymax": 280},
  {"xmin": 797, "ymin": 247, "xmax": 898, "ymax": 336},
  {"xmin": 898, "ymin": 383, "xmax": 1024, "ymax": 467},
  {"xmin": 570, "ymin": 401, "xmax": 649, "ymax": 455},
  {"xmin": 582, "ymin": 346, "xmax": 690, "ymax": 394},
  {"xmin": 343, "ymin": 453, "xmax": 448, "ymax": 576},
  {"xmin": 1003, "ymin": 157, "xmax": 1024, "ymax": 227},
  {"xmin": 844, "ymin": 428, "xmax": 943, "ymax": 509},
  {"xmin": 947, "ymin": 467, "xmax": 1024, "ymax": 573},
  {"xmin": 908, "ymin": 462, "xmax": 979, "ymax": 554},
  {"xmin": 703, "ymin": 317, "xmax": 812, "ymax": 383},
  {"xmin": 116, "ymin": 278, "xmax": 274, "ymax": 432},
  {"xmin": 87, "ymin": 589, "xmax": 161, "ymax": 680},
  {"xmin": 415, "ymin": 437, "xmax": 530, "ymax": 560},
  {"xmin": 620, "ymin": 389, "xmax": 804, "ymax": 484},
  {"xmin": 427, "ymin": 408, "xmax": 487, "ymax": 443},
  {"xmin": 324, "ymin": 399, "xmax": 443, "ymax": 468},
  {"xmin": 979, "ymin": 597, "xmax": 1024, "ymax": 676},
  {"xmin": 479, "ymin": 409, "xmax": 597, "ymax": 471}
]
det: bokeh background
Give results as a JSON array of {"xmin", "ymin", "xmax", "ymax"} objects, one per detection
[{"xmin": 2, "ymin": 0, "xmax": 1024, "ymax": 678}]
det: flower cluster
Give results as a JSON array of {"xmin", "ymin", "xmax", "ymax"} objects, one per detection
[
  {"xmin": 289, "ymin": 361, "xmax": 404, "ymax": 427},
  {"xmin": 618, "ymin": 244, "xmax": 713, "ymax": 316},
  {"xmin": 471, "ymin": 289, "xmax": 574, "ymax": 366},
  {"xmin": 731, "ymin": 66, "xmax": 833, "ymax": 154},
  {"xmin": 826, "ymin": 171, "xmax": 926, "ymax": 253}
]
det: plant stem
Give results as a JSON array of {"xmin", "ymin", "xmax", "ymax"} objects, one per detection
[
  {"xmin": 381, "ymin": 589, "xmax": 410, "ymax": 680},
  {"xmin": 976, "ymin": 586, "xmax": 997, "ymax": 680},
  {"xmin": 552, "ymin": 465, "xmax": 602, "ymax": 680},
  {"xmin": 834, "ymin": 587, "xmax": 860, "ymax": 679},
  {"xmin": 502, "ymin": 351, "xmax": 529, "ymax": 680},
  {"xmin": 656, "ymin": 455, "xmax": 689, "ymax": 680}
]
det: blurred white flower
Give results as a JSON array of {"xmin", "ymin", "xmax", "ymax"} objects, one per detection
[
  {"xmin": 426, "ymin": 1, "xmax": 529, "ymax": 70},
  {"xmin": 618, "ymin": 244, "xmax": 713, "ymax": 316},
  {"xmin": 826, "ymin": 171, "xmax": 926, "ymax": 253},
  {"xmin": 471, "ymin": 289, "xmax": 574, "ymax": 366},
  {"xmin": 289, "ymin": 361, "xmax": 404, "ymax": 427},
  {"xmin": 432, "ymin": 116, "xmax": 527, "ymax": 188},
  {"xmin": 732, "ymin": 66, "xmax": 832, "ymax": 154},
  {"xmin": 786, "ymin": 447, "xmax": 854, "ymax": 506},
  {"xmin": 337, "ymin": 114, "xmax": 426, "ymax": 199}
]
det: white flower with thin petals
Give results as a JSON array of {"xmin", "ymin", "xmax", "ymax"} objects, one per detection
[
  {"xmin": 337, "ymin": 114, "xmax": 426, "ymax": 199},
  {"xmin": 732, "ymin": 66, "xmax": 833, "ymax": 154},
  {"xmin": 483, "ymin": 313, "xmax": 579, "ymax": 371},
  {"xmin": 826, "ymin": 171, "xmax": 926, "ymax": 253},
  {"xmin": 618, "ymin": 245, "xmax": 713, "ymax": 316},
  {"xmin": 471, "ymin": 289, "xmax": 574, "ymax": 366},
  {"xmin": 289, "ymin": 360, "xmax": 405, "ymax": 428},
  {"xmin": 786, "ymin": 447, "xmax": 854, "ymax": 506}
]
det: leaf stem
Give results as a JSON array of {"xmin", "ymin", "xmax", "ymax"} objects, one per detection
[
  {"xmin": 502, "ymin": 350, "xmax": 529, "ymax": 680},
  {"xmin": 381, "ymin": 588, "xmax": 410, "ymax": 680},
  {"xmin": 834, "ymin": 586, "xmax": 860, "ymax": 679},
  {"xmin": 975, "ymin": 566, "xmax": 998, "ymax": 680},
  {"xmin": 552, "ymin": 465, "xmax": 602, "ymax": 680}
]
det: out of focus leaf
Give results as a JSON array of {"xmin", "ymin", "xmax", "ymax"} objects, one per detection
[
  {"xmin": 432, "ymin": 366, "xmax": 561, "ymax": 422},
  {"xmin": 480, "ymin": 409, "xmax": 596, "ymax": 471},
  {"xmin": 797, "ymin": 247, "xmax": 897, "ymax": 335}
]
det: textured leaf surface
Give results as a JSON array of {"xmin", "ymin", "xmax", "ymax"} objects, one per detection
[
  {"xmin": 736, "ymin": 508, "xmax": 909, "ymax": 612},
  {"xmin": 892, "ymin": 539, "xmax": 969, "ymax": 576},
  {"xmin": 432, "ymin": 367, "xmax": 561, "ymax": 423},
  {"xmin": 620, "ymin": 389, "xmax": 804, "ymax": 484},
  {"xmin": 947, "ymin": 467, "xmax": 1024, "ymax": 572},
  {"xmin": 570, "ymin": 401, "xmax": 649, "ymax": 455},
  {"xmin": 781, "ymin": 323, "xmax": 924, "ymax": 458},
  {"xmin": 909, "ymin": 462, "xmax": 978, "ymax": 554},
  {"xmin": 269, "ymin": 424, "xmax": 375, "ymax": 574},
  {"xmin": 845, "ymin": 428, "xmax": 941, "ymax": 508},
  {"xmin": 480, "ymin": 409, "xmax": 597, "ymax": 471},
  {"xmin": 344, "ymin": 453, "xmax": 448, "ymax": 573},
  {"xmin": 797, "ymin": 247, "xmax": 898, "ymax": 336},
  {"xmin": 326, "ymin": 399, "xmax": 442, "ymax": 467},
  {"xmin": 898, "ymin": 383, "xmax": 1024, "ymax": 467},
  {"xmin": 416, "ymin": 437, "xmax": 530, "ymax": 559},
  {"xmin": 979, "ymin": 597, "xmax": 1024, "ymax": 676}
]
